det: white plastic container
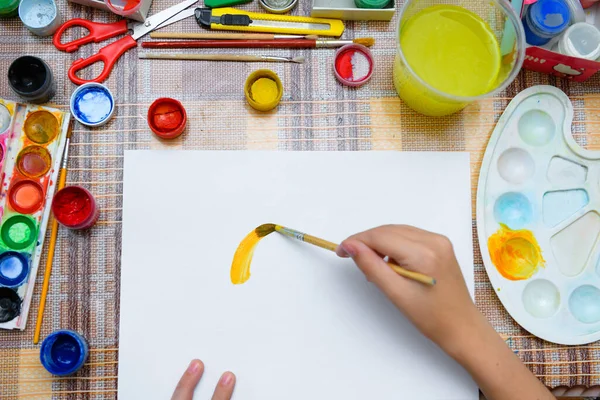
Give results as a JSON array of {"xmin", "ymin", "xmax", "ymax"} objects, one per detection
[
  {"xmin": 18, "ymin": 0, "xmax": 61, "ymax": 36},
  {"xmin": 555, "ymin": 22, "xmax": 600, "ymax": 60}
]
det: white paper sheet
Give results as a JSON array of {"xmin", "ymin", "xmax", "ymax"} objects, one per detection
[{"xmin": 119, "ymin": 151, "xmax": 476, "ymax": 400}]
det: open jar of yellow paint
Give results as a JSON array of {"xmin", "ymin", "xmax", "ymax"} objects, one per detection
[
  {"xmin": 245, "ymin": 70, "xmax": 283, "ymax": 112},
  {"xmin": 393, "ymin": 0, "xmax": 525, "ymax": 117}
]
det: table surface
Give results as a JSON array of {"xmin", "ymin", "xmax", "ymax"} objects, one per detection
[{"xmin": 0, "ymin": 0, "xmax": 599, "ymax": 398}]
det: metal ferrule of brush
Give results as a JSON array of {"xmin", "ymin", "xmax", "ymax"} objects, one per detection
[
  {"xmin": 316, "ymin": 40, "xmax": 352, "ymax": 48},
  {"xmin": 278, "ymin": 227, "xmax": 306, "ymax": 241}
]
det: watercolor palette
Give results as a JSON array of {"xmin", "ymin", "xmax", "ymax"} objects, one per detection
[
  {"xmin": 477, "ymin": 85, "xmax": 600, "ymax": 345},
  {"xmin": 0, "ymin": 98, "xmax": 69, "ymax": 330}
]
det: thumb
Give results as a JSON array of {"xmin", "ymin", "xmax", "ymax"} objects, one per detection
[
  {"xmin": 171, "ymin": 360, "xmax": 204, "ymax": 400},
  {"xmin": 339, "ymin": 239, "xmax": 406, "ymax": 295}
]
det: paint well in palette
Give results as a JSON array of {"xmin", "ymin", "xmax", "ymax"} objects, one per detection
[
  {"xmin": 497, "ymin": 148, "xmax": 535, "ymax": 184},
  {"xmin": 0, "ymin": 104, "xmax": 10, "ymax": 134},
  {"xmin": 494, "ymin": 192, "xmax": 533, "ymax": 229},
  {"xmin": 518, "ymin": 109, "xmax": 556, "ymax": 146},
  {"xmin": 0, "ymin": 215, "xmax": 37, "ymax": 250},
  {"xmin": 488, "ymin": 224, "xmax": 545, "ymax": 281},
  {"xmin": 547, "ymin": 156, "xmax": 588, "ymax": 185},
  {"xmin": 24, "ymin": 110, "xmax": 58, "ymax": 144},
  {"xmin": 569, "ymin": 285, "xmax": 600, "ymax": 323},
  {"xmin": 8, "ymin": 180, "xmax": 44, "ymax": 214},
  {"xmin": 0, "ymin": 287, "xmax": 21, "ymax": 323},
  {"xmin": 522, "ymin": 279, "xmax": 560, "ymax": 318},
  {"xmin": 551, "ymin": 212, "xmax": 600, "ymax": 277},
  {"xmin": 543, "ymin": 189, "xmax": 589, "ymax": 227},
  {"xmin": 0, "ymin": 251, "xmax": 29, "ymax": 287},
  {"xmin": 17, "ymin": 146, "xmax": 51, "ymax": 178}
]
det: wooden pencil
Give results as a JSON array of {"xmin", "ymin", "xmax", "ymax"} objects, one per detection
[
  {"xmin": 274, "ymin": 224, "xmax": 437, "ymax": 286},
  {"xmin": 33, "ymin": 122, "xmax": 73, "ymax": 345}
]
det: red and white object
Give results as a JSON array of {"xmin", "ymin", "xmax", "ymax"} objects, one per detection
[
  {"xmin": 520, "ymin": 0, "xmax": 600, "ymax": 81},
  {"xmin": 333, "ymin": 44, "xmax": 374, "ymax": 87}
]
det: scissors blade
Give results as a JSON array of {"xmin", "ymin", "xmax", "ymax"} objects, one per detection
[
  {"xmin": 130, "ymin": 0, "xmax": 198, "ymax": 39},
  {"xmin": 153, "ymin": 7, "xmax": 196, "ymax": 31}
]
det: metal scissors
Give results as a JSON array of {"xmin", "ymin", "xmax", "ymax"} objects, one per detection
[{"xmin": 53, "ymin": 0, "xmax": 198, "ymax": 85}]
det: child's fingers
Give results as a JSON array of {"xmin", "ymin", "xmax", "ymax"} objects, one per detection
[
  {"xmin": 171, "ymin": 360, "xmax": 204, "ymax": 400},
  {"xmin": 340, "ymin": 239, "xmax": 409, "ymax": 296},
  {"xmin": 211, "ymin": 372, "xmax": 236, "ymax": 400}
]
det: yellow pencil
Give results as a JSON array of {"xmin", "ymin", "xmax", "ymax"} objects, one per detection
[
  {"xmin": 33, "ymin": 122, "xmax": 73, "ymax": 345},
  {"xmin": 272, "ymin": 224, "xmax": 437, "ymax": 286}
]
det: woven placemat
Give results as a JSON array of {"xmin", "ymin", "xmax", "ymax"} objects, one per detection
[{"xmin": 0, "ymin": 0, "xmax": 599, "ymax": 398}]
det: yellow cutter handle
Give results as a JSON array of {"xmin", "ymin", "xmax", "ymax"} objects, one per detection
[{"xmin": 210, "ymin": 8, "xmax": 345, "ymax": 37}]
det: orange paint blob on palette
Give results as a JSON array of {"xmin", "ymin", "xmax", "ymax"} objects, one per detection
[
  {"xmin": 24, "ymin": 111, "xmax": 58, "ymax": 144},
  {"xmin": 488, "ymin": 224, "xmax": 545, "ymax": 281},
  {"xmin": 17, "ymin": 146, "xmax": 51, "ymax": 178},
  {"xmin": 8, "ymin": 180, "xmax": 44, "ymax": 214}
]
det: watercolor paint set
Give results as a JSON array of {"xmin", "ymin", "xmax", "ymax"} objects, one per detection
[
  {"xmin": 477, "ymin": 85, "xmax": 600, "ymax": 345},
  {"xmin": 0, "ymin": 98, "xmax": 69, "ymax": 330}
]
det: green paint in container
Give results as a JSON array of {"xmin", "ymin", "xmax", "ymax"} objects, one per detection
[
  {"xmin": 355, "ymin": 0, "xmax": 389, "ymax": 9},
  {"xmin": 0, "ymin": 0, "xmax": 21, "ymax": 18},
  {"xmin": 1, "ymin": 215, "xmax": 37, "ymax": 250}
]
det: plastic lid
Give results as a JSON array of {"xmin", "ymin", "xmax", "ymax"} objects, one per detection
[
  {"xmin": 529, "ymin": 0, "xmax": 571, "ymax": 35},
  {"xmin": 147, "ymin": 98, "xmax": 187, "ymax": 139},
  {"xmin": 105, "ymin": 0, "xmax": 142, "ymax": 17},
  {"xmin": 244, "ymin": 70, "xmax": 283, "ymax": 112},
  {"xmin": 559, "ymin": 22, "xmax": 600, "ymax": 60},
  {"xmin": 355, "ymin": 0, "xmax": 390, "ymax": 9},
  {"xmin": 334, "ymin": 44, "xmax": 374, "ymax": 87}
]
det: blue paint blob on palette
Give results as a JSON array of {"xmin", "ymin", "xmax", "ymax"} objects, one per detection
[
  {"xmin": 477, "ymin": 86, "xmax": 600, "ymax": 344},
  {"xmin": 0, "ymin": 99, "xmax": 70, "ymax": 330}
]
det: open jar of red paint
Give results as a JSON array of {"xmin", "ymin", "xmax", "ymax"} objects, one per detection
[
  {"xmin": 147, "ymin": 98, "xmax": 187, "ymax": 140},
  {"xmin": 51, "ymin": 186, "xmax": 99, "ymax": 230}
]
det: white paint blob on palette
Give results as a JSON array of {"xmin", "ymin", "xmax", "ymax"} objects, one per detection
[{"xmin": 477, "ymin": 85, "xmax": 600, "ymax": 345}]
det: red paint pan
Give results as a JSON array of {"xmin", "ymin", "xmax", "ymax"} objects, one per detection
[{"xmin": 8, "ymin": 179, "xmax": 44, "ymax": 214}]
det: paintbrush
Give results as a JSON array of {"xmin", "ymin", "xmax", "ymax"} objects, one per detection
[
  {"xmin": 150, "ymin": 33, "xmax": 319, "ymax": 40},
  {"xmin": 33, "ymin": 121, "xmax": 73, "ymax": 345},
  {"xmin": 139, "ymin": 53, "xmax": 305, "ymax": 63},
  {"xmin": 256, "ymin": 224, "xmax": 436, "ymax": 286},
  {"xmin": 141, "ymin": 38, "xmax": 375, "ymax": 49}
]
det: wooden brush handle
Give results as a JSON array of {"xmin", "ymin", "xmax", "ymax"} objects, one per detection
[
  {"xmin": 150, "ymin": 32, "xmax": 276, "ymax": 40},
  {"xmin": 142, "ymin": 40, "xmax": 316, "ymax": 49},
  {"xmin": 304, "ymin": 234, "xmax": 338, "ymax": 252},
  {"xmin": 140, "ymin": 54, "xmax": 266, "ymax": 62}
]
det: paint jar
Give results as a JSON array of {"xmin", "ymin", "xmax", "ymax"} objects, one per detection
[
  {"xmin": 19, "ymin": 0, "xmax": 60, "ymax": 36},
  {"xmin": 259, "ymin": 0, "xmax": 297, "ymax": 13},
  {"xmin": 394, "ymin": 0, "xmax": 524, "ymax": 117},
  {"xmin": 0, "ymin": 0, "xmax": 20, "ymax": 17},
  {"xmin": 554, "ymin": 22, "xmax": 600, "ymax": 60},
  {"xmin": 334, "ymin": 44, "xmax": 374, "ymax": 87},
  {"xmin": 8, "ymin": 56, "xmax": 55, "ymax": 104},
  {"xmin": 244, "ymin": 70, "xmax": 283, "ymax": 112},
  {"xmin": 523, "ymin": 0, "xmax": 571, "ymax": 46},
  {"xmin": 70, "ymin": 83, "xmax": 115, "ymax": 127},
  {"xmin": 40, "ymin": 330, "xmax": 89, "ymax": 376},
  {"xmin": 52, "ymin": 186, "xmax": 99, "ymax": 230},
  {"xmin": 147, "ymin": 98, "xmax": 187, "ymax": 139},
  {"xmin": 105, "ymin": 0, "xmax": 141, "ymax": 17},
  {"xmin": 355, "ymin": 0, "xmax": 390, "ymax": 9}
]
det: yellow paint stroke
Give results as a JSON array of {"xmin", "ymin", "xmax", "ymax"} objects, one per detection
[
  {"xmin": 230, "ymin": 224, "xmax": 276, "ymax": 285},
  {"xmin": 488, "ymin": 224, "xmax": 545, "ymax": 281}
]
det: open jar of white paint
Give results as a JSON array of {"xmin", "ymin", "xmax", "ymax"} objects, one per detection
[{"xmin": 19, "ymin": 0, "xmax": 61, "ymax": 37}]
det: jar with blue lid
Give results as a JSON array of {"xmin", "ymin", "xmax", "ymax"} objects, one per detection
[{"xmin": 523, "ymin": 0, "xmax": 571, "ymax": 46}]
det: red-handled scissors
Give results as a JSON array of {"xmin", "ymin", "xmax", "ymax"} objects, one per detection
[{"xmin": 53, "ymin": 0, "xmax": 198, "ymax": 85}]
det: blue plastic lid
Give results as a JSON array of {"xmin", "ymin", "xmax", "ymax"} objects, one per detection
[
  {"xmin": 40, "ymin": 330, "xmax": 89, "ymax": 376},
  {"xmin": 529, "ymin": 0, "xmax": 571, "ymax": 36},
  {"xmin": 0, "ymin": 252, "xmax": 29, "ymax": 287}
]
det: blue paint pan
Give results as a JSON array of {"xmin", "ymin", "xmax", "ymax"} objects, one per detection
[
  {"xmin": 0, "ymin": 251, "xmax": 30, "ymax": 287},
  {"xmin": 70, "ymin": 83, "xmax": 115, "ymax": 127}
]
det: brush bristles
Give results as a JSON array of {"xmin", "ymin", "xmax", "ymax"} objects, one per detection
[
  {"xmin": 292, "ymin": 56, "xmax": 306, "ymax": 64},
  {"xmin": 354, "ymin": 37, "xmax": 375, "ymax": 47},
  {"xmin": 305, "ymin": 35, "xmax": 319, "ymax": 40},
  {"xmin": 255, "ymin": 223, "xmax": 276, "ymax": 237}
]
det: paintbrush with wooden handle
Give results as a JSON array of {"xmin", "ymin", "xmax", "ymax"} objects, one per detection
[
  {"xmin": 150, "ymin": 33, "xmax": 319, "ymax": 40},
  {"xmin": 263, "ymin": 224, "xmax": 436, "ymax": 286},
  {"xmin": 142, "ymin": 37, "xmax": 375, "ymax": 49},
  {"xmin": 139, "ymin": 53, "xmax": 305, "ymax": 63}
]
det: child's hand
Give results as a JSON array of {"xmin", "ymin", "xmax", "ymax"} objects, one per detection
[
  {"xmin": 337, "ymin": 225, "xmax": 555, "ymax": 400},
  {"xmin": 171, "ymin": 359, "xmax": 235, "ymax": 400},
  {"xmin": 336, "ymin": 224, "xmax": 481, "ymax": 356}
]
